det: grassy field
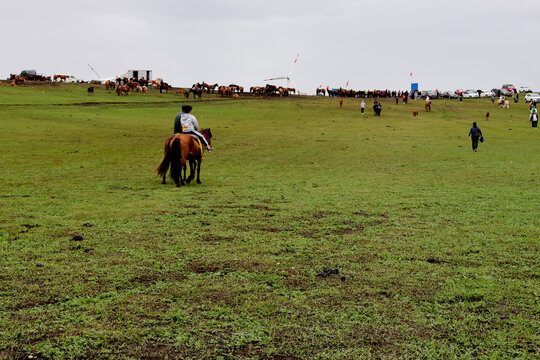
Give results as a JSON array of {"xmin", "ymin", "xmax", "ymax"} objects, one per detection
[{"xmin": 0, "ymin": 84, "xmax": 538, "ymax": 359}]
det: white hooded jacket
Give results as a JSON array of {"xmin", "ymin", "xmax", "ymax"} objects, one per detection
[{"xmin": 180, "ymin": 113, "xmax": 199, "ymax": 132}]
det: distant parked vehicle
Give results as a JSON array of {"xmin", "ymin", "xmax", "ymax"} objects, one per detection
[
  {"xmin": 501, "ymin": 84, "xmax": 517, "ymax": 94},
  {"xmin": 524, "ymin": 93, "xmax": 540, "ymax": 103},
  {"xmin": 15, "ymin": 69, "xmax": 50, "ymax": 81},
  {"xmin": 64, "ymin": 75, "xmax": 78, "ymax": 83},
  {"xmin": 480, "ymin": 90, "xmax": 493, "ymax": 98},
  {"xmin": 421, "ymin": 90, "xmax": 437, "ymax": 99},
  {"xmin": 440, "ymin": 91, "xmax": 450, "ymax": 99},
  {"xmin": 462, "ymin": 89, "xmax": 479, "ymax": 98},
  {"xmin": 440, "ymin": 91, "xmax": 458, "ymax": 99},
  {"xmin": 519, "ymin": 86, "xmax": 532, "ymax": 93},
  {"xmin": 501, "ymin": 88, "xmax": 513, "ymax": 96}
]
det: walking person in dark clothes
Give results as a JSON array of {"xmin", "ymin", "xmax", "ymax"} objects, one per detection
[{"xmin": 468, "ymin": 122, "xmax": 483, "ymax": 152}]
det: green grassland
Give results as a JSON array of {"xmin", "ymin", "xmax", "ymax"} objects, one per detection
[{"xmin": 0, "ymin": 84, "xmax": 538, "ymax": 359}]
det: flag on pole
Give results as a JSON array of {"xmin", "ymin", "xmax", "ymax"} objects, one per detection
[
  {"xmin": 326, "ymin": 85, "xmax": 329, "ymax": 90},
  {"xmin": 410, "ymin": 72, "xmax": 413, "ymax": 76},
  {"xmin": 346, "ymin": 80, "xmax": 349, "ymax": 87},
  {"xmin": 319, "ymin": 84, "xmax": 322, "ymax": 88}
]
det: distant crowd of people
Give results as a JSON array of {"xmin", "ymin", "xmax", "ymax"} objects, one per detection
[{"xmin": 337, "ymin": 88, "xmax": 537, "ymax": 153}]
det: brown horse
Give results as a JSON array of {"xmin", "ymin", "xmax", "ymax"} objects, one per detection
[
  {"xmin": 200, "ymin": 82, "xmax": 210, "ymax": 92},
  {"xmin": 218, "ymin": 86, "xmax": 232, "ymax": 97},
  {"xmin": 207, "ymin": 83, "xmax": 219, "ymax": 93},
  {"xmin": 14, "ymin": 76, "xmax": 25, "ymax": 85},
  {"xmin": 105, "ymin": 80, "xmax": 116, "ymax": 90},
  {"xmin": 160, "ymin": 82, "xmax": 171, "ymax": 93},
  {"xmin": 116, "ymin": 85, "xmax": 129, "ymax": 96},
  {"xmin": 128, "ymin": 81, "xmax": 139, "ymax": 91},
  {"xmin": 425, "ymin": 100, "xmax": 431, "ymax": 112},
  {"xmin": 156, "ymin": 129, "xmax": 213, "ymax": 187},
  {"xmin": 189, "ymin": 87, "xmax": 203, "ymax": 99}
]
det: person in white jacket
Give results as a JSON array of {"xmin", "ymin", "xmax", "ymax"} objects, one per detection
[{"xmin": 179, "ymin": 105, "xmax": 212, "ymax": 151}]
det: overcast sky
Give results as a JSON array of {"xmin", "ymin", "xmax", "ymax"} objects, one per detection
[{"xmin": 2, "ymin": 0, "xmax": 539, "ymax": 93}]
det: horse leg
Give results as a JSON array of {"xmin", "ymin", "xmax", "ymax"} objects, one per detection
[
  {"xmin": 182, "ymin": 163, "xmax": 189, "ymax": 184},
  {"xmin": 196, "ymin": 159, "xmax": 202, "ymax": 184},
  {"xmin": 186, "ymin": 159, "xmax": 194, "ymax": 184},
  {"xmin": 190, "ymin": 159, "xmax": 196, "ymax": 181},
  {"xmin": 169, "ymin": 137, "xmax": 185, "ymax": 187}
]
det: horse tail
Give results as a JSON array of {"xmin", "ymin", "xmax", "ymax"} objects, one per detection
[
  {"xmin": 169, "ymin": 136, "xmax": 182, "ymax": 185},
  {"xmin": 156, "ymin": 136, "xmax": 173, "ymax": 178}
]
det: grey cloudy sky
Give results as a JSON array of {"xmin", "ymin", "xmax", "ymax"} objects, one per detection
[{"xmin": 2, "ymin": 0, "xmax": 539, "ymax": 92}]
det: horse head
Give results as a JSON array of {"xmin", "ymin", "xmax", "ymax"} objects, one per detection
[{"xmin": 200, "ymin": 128, "xmax": 213, "ymax": 147}]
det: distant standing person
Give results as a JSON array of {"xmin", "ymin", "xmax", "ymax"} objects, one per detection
[
  {"xmin": 459, "ymin": 93, "xmax": 463, "ymax": 102},
  {"xmin": 503, "ymin": 99, "xmax": 510, "ymax": 109},
  {"xmin": 468, "ymin": 122, "xmax": 483, "ymax": 152},
  {"xmin": 530, "ymin": 106, "xmax": 538, "ymax": 128},
  {"xmin": 339, "ymin": 98, "xmax": 343, "ymax": 108},
  {"xmin": 490, "ymin": 93, "xmax": 495, "ymax": 105},
  {"xmin": 477, "ymin": 89, "xmax": 482, "ymax": 98},
  {"xmin": 361, "ymin": 100, "xmax": 365, "ymax": 114},
  {"xmin": 373, "ymin": 101, "xmax": 382, "ymax": 116},
  {"xmin": 395, "ymin": 96, "xmax": 399, "ymax": 105}
]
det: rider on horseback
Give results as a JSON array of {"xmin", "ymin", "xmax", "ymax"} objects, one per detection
[{"xmin": 176, "ymin": 105, "xmax": 213, "ymax": 151}]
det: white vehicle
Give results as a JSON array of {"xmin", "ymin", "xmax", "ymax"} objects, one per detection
[
  {"xmin": 480, "ymin": 90, "xmax": 493, "ymax": 98},
  {"xmin": 519, "ymin": 86, "xmax": 532, "ymax": 93},
  {"xmin": 462, "ymin": 89, "xmax": 480, "ymax": 98},
  {"xmin": 64, "ymin": 75, "xmax": 78, "ymax": 83},
  {"xmin": 524, "ymin": 93, "xmax": 540, "ymax": 103}
]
